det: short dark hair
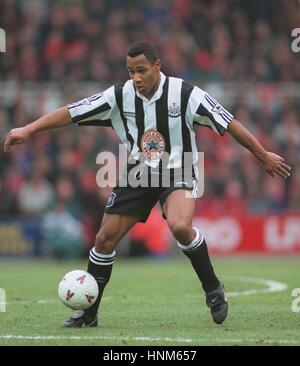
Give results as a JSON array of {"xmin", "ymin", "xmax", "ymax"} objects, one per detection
[{"xmin": 127, "ymin": 41, "xmax": 159, "ymax": 63}]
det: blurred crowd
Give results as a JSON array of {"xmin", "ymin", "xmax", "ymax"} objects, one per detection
[
  {"xmin": 0, "ymin": 0, "xmax": 300, "ymax": 253},
  {"xmin": 1, "ymin": 0, "xmax": 300, "ymax": 82}
]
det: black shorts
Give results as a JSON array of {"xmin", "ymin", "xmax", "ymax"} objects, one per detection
[{"xmin": 104, "ymin": 165, "xmax": 198, "ymax": 223}]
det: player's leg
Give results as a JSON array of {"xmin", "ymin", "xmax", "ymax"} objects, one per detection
[
  {"xmin": 162, "ymin": 189, "xmax": 228, "ymax": 324},
  {"xmin": 63, "ymin": 213, "xmax": 140, "ymax": 328},
  {"xmin": 85, "ymin": 213, "xmax": 139, "ymax": 317},
  {"xmin": 162, "ymin": 190, "xmax": 219, "ymax": 291}
]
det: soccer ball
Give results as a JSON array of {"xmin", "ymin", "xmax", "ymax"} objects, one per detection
[{"xmin": 58, "ymin": 270, "xmax": 99, "ymax": 310}]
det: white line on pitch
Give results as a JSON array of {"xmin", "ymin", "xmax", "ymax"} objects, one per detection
[
  {"xmin": 225, "ymin": 276, "xmax": 288, "ymax": 297},
  {"xmin": 0, "ymin": 334, "xmax": 299, "ymax": 345}
]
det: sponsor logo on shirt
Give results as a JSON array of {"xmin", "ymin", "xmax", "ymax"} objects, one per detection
[{"xmin": 123, "ymin": 111, "xmax": 136, "ymax": 118}]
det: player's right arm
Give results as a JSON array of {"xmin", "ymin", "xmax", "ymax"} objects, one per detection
[{"xmin": 4, "ymin": 106, "xmax": 72, "ymax": 152}]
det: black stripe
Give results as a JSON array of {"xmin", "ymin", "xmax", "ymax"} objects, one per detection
[
  {"xmin": 68, "ymin": 103, "xmax": 81, "ymax": 109},
  {"xmin": 88, "ymin": 94, "xmax": 104, "ymax": 103},
  {"xmin": 77, "ymin": 119, "xmax": 112, "ymax": 127},
  {"xmin": 204, "ymin": 94, "xmax": 216, "ymax": 108},
  {"xmin": 135, "ymin": 94, "xmax": 145, "ymax": 153},
  {"xmin": 205, "ymin": 93, "xmax": 217, "ymax": 104},
  {"xmin": 90, "ymin": 257, "xmax": 114, "ymax": 263},
  {"xmin": 90, "ymin": 250, "xmax": 115, "ymax": 259},
  {"xmin": 72, "ymin": 102, "xmax": 111, "ymax": 123},
  {"xmin": 216, "ymin": 111, "xmax": 231, "ymax": 123},
  {"xmin": 196, "ymin": 104, "xmax": 226, "ymax": 135},
  {"xmin": 90, "ymin": 259, "xmax": 114, "ymax": 266},
  {"xmin": 89, "ymin": 258, "xmax": 114, "ymax": 265},
  {"xmin": 186, "ymin": 242, "xmax": 202, "ymax": 253},
  {"xmin": 90, "ymin": 254, "xmax": 115, "ymax": 263},
  {"xmin": 181, "ymin": 82, "xmax": 194, "ymax": 170},
  {"xmin": 156, "ymin": 77, "xmax": 170, "ymax": 155},
  {"xmin": 90, "ymin": 251, "xmax": 115, "ymax": 260},
  {"xmin": 220, "ymin": 114, "xmax": 231, "ymax": 123},
  {"xmin": 223, "ymin": 111, "xmax": 233, "ymax": 122},
  {"xmin": 114, "ymin": 83, "xmax": 134, "ymax": 152},
  {"xmin": 219, "ymin": 109, "xmax": 233, "ymax": 122},
  {"xmin": 204, "ymin": 94, "xmax": 233, "ymax": 122}
]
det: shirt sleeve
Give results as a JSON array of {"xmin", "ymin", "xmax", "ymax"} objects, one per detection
[
  {"xmin": 67, "ymin": 90, "xmax": 113, "ymax": 127},
  {"xmin": 188, "ymin": 86, "xmax": 234, "ymax": 136}
]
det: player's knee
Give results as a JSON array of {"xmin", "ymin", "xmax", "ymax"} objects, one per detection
[
  {"xmin": 168, "ymin": 221, "xmax": 192, "ymax": 244},
  {"xmin": 95, "ymin": 229, "xmax": 118, "ymax": 254}
]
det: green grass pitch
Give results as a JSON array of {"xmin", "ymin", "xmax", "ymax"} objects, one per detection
[{"xmin": 0, "ymin": 256, "xmax": 299, "ymax": 346}]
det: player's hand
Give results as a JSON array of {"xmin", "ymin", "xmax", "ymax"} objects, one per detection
[
  {"xmin": 4, "ymin": 126, "xmax": 32, "ymax": 152},
  {"xmin": 262, "ymin": 152, "xmax": 291, "ymax": 178}
]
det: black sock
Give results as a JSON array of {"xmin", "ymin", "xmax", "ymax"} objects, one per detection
[
  {"xmin": 178, "ymin": 229, "xmax": 219, "ymax": 292},
  {"xmin": 84, "ymin": 247, "xmax": 115, "ymax": 318}
]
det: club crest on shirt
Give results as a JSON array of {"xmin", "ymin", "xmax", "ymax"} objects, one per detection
[
  {"xmin": 168, "ymin": 102, "xmax": 180, "ymax": 118},
  {"xmin": 141, "ymin": 129, "xmax": 165, "ymax": 160}
]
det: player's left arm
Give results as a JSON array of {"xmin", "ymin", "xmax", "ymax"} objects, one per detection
[{"xmin": 227, "ymin": 118, "xmax": 291, "ymax": 178}]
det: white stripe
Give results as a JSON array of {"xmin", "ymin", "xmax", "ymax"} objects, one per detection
[
  {"xmin": 102, "ymin": 85, "xmax": 116, "ymax": 107},
  {"xmin": 167, "ymin": 77, "xmax": 183, "ymax": 169},
  {"xmin": 177, "ymin": 227, "xmax": 203, "ymax": 251},
  {"xmin": 186, "ymin": 87, "xmax": 202, "ymax": 166},
  {"xmin": 89, "ymin": 256, "xmax": 114, "ymax": 266},
  {"xmin": 107, "ymin": 86, "xmax": 130, "ymax": 153},
  {"xmin": 90, "ymin": 253, "xmax": 115, "ymax": 263},
  {"xmin": 181, "ymin": 241, "xmax": 202, "ymax": 253},
  {"xmin": 90, "ymin": 251, "xmax": 115, "ymax": 262},
  {"xmin": 91, "ymin": 248, "xmax": 116, "ymax": 259},
  {"xmin": 89, "ymin": 253, "xmax": 114, "ymax": 265},
  {"xmin": 0, "ymin": 334, "xmax": 298, "ymax": 345},
  {"xmin": 192, "ymin": 179, "xmax": 198, "ymax": 198},
  {"xmin": 123, "ymin": 81, "xmax": 139, "ymax": 157}
]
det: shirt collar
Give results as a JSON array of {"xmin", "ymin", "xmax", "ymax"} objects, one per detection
[{"xmin": 136, "ymin": 72, "xmax": 166, "ymax": 103}]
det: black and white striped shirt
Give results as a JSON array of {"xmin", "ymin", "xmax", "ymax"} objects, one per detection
[{"xmin": 68, "ymin": 72, "xmax": 233, "ymax": 171}]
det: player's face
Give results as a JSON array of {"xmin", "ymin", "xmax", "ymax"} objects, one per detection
[{"xmin": 127, "ymin": 54, "xmax": 161, "ymax": 100}]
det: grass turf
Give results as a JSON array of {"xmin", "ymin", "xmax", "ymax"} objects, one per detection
[{"xmin": 0, "ymin": 256, "xmax": 299, "ymax": 346}]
